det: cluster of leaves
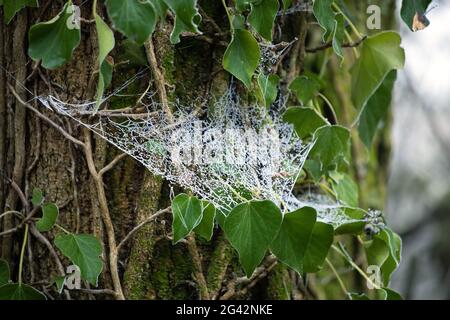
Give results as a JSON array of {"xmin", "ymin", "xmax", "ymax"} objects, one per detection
[
  {"xmin": 0, "ymin": 0, "xmax": 436, "ymax": 299},
  {"xmin": 172, "ymin": 192, "xmax": 402, "ymax": 298},
  {"xmin": 0, "ymin": 189, "xmax": 103, "ymax": 300}
]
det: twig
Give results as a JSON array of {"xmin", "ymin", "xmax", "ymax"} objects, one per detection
[
  {"xmin": 9, "ymin": 179, "xmax": 28, "ymax": 210},
  {"xmin": 306, "ymin": 36, "xmax": 367, "ymax": 53},
  {"xmin": 29, "ymin": 224, "xmax": 71, "ymax": 300},
  {"xmin": 144, "ymin": 38, "xmax": 174, "ymax": 123},
  {"xmin": 74, "ymin": 288, "xmax": 119, "ymax": 297},
  {"xmin": 9, "ymin": 84, "xmax": 85, "ymax": 147},
  {"xmin": 98, "ymin": 153, "xmax": 127, "ymax": 177},
  {"xmin": 187, "ymin": 234, "xmax": 210, "ymax": 300},
  {"xmin": 220, "ymin": 255, "xmax": 278, "ymax": 300},
  {"xmin": 117, "ymin": 207, "xmax": 170, "ymax": 251},
  {"xmin": 0, "ymin": 210, "xmax": 21, "ymax": 221},
  {"xmin": 83, "ymin": 129, "xmax": 125, "ymax": 300}
]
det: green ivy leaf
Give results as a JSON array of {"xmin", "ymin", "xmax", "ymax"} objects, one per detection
[
  {"xmin": 223, "ymin": 29, "xmax": 260, "ymax": 88},
  {"xmin": 53, "ymin": 276, "xmax": 66, "ymax": 294},
  {"xmin": 365, "ymin": 228, "xmax": 402, "ymax": 286},
  {"xmin": 257, "ymin": 73, "xmax": 279, "ymax": 108},
  {"xmin": 36, "ymin": 203, "xmax": 59, "ymax": 232},
  {"xmin": 0, "ymin": 0, "xmax": 38, "ymax": 24},
  {"xmin": 194, "ymin": 201, "xmax": 216, "ymax": 241},
  {"xmin": 312, "ymin": 0, "xmax": 345, "ymax": 59},
  {"xmin": 379, "ymin": 228, "xmax": 402, "ymax": 286},
  {"xmin": 313, "ymin": 0, "xmax": 334, "ymax": 40},
  {"xmin": 303, "ymin": 159, "xmax": 323, "ymax": 182},
  {"xmin": 358, "ymin": 70, "xmax": 397, "ymax": 148},
  {"xmin": 164, "ymin": 0, "xmax": 202, "ymax": 44},
  {"xmin": 31, "ymin": 188, "xmax": 44, "ymax": 207},
  {"xmin": 303, "ymin": 221, "xmax": 334, "ymax": 273},
  {"xmin": 400, "ymin": 0, "xmax": 432, "ymax": 31},
  {"xmin": 152, "ymin": 0, "xmax": 168, "ymax": 20},
  {"xmin": 333, "ymin": 207, "xmax": 366, "ymax": 235},
  {"xmin": 329, "ymin": 171, "xmax": 359, "ymax": 207},
  {"xmin": 351, "ymin": 31, "xmax": 405, "ymax": 110},
  {"xmin": 0, "ymin": 259, "xmax": 10, "ymax": 286},
  {"xmin": 105, "ymin": 0, "xmax": 156, "ymax": 45},
  {"xmin": 332, "ymin": 13, "xmax": 345, "ymax": 61},
  {"xmin": 0, "ymin": 283, "xmax": 46, "ymax": 300},
  {"xmin": 248, "ymin": 0, "xmax": 279, "ymax": 41},
  {"xmin": 235, "ymin": 0, "xmax": 259, "ymax": 12},
  {"xmin": 270, "ymin": 207, "xmax": 316, "ymax": 274},
  {"xmin": 171, "ymin": 193, "xmax": 203, "ymax": 244},
  {"xmin": 54, "ymin": 233, "xmax": 103, "ymax": 286},
  {"xmin": 381, "ymin": 287, "xmax": 403, "ymax": 300},
  {"xmin": 289, "ymin": 75, "xmax": 321, "ymax": 105},
  {"xmin": 224, "ymin": 200, "xmax": 282, "ymax": 277},
  {"xmin": 28, "ymin": 1, "xmax": 80, "ymax": 69},
  {"xmin": 94, "ymin": 13, "xmax": 115, "ymax": 110},
  {"xmin": 283, "ymin": 107, "xmax": 328, "ymax": 139},
  {"xmin": 310, "ymin": 125, "xmax": 350, "ymax": 170}
]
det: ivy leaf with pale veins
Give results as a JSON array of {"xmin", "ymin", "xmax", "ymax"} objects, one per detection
[
  {"xmin": 332, "ymin": 13, "xmax": 345, "ymax": 61},
  {"xmin": 351, "ymin": 31, "xmax": 404, "ymax": 110},
  {"xmin": 194, "ymin": 201, "xmax": 216, "ymax": 241},
  {"xmin": 302, "ymin": 221, "xmax": 334, "ymax": 273},
  {"xmin": 283, "ymin": 107, "xmax": 328, "ymax": 139},
  {"xmin": 310, "ymin": 125, "xmax": 350, "ymax": 170},
  {"xmin": 248, "ymin": 0, "xmax": 279, "ymax": 41},
  {"xmin": 36, "ymin": 202, "xmax": 59, "ymax": 232},
  {"xmin": 270, "ymin": 207, "xmax": 316, "ymax": 274},
  {"xmin": 329, "ymin": 171, "xmax": 359, "ymax": 207},
  {"xmin": 224, "ymin": 200, "xmax": 282, "ymax": 277},
  {"xmin": 313, "ymin": 1, "xmax": 347, "ymax": 60},
  {"xmin": 164, "ymin": 0, "xmax": 202, "ymax": 44},
  {"xmin": 171, "ymin": 194, "xmax": 203, "ymax": 244},
  {"xmin": 358, "ymin": 70, "xmax": 397, "ymax": 148},
  {"xmin": 313, "ymin": 0, "xmax": 335, "ymax": 41},
  {"xmin": 105, "ymin": 0, "xmax": 156, "ymax": 45},
  {"xmin": 54, "ymin": 234, "xmax": 103, "ymax": 286},
  {"xmin": 1, "ymin": 0, "xmax": 38, "ymax": 24},
  {"xmin": 28, "ymin": 1, "xmax": 80, "ymax": 69},
  {"xmin": 94, "ymin": 13, "xmax": 115, "ymax": 110},
  {"xmin": 223, "ymin": 29, "xmax": 260, "ymax": 88}
]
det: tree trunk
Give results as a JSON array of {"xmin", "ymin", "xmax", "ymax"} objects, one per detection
[{"xmin": 0, "ymin": 0, "xmax": 299, "ymax": 300}]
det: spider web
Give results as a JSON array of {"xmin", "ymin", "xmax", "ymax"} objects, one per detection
[{"xmin": 36, "ymin": 74, "xmax": 354, "ymax": 224}]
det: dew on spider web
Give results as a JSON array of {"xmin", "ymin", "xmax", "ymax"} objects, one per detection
[{"xmin": 37, "ymin": 73, "xmax": 345, "ymax": 221}]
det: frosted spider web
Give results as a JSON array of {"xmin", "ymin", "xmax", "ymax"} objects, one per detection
[{"xmin": 36, "ymin": 72, "xmax": 366, "ymax": 227}]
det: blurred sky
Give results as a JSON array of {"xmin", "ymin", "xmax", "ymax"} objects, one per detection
[{"xmin": 387, "ymin": 0, "xmax": 450, "ymax": 299}]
